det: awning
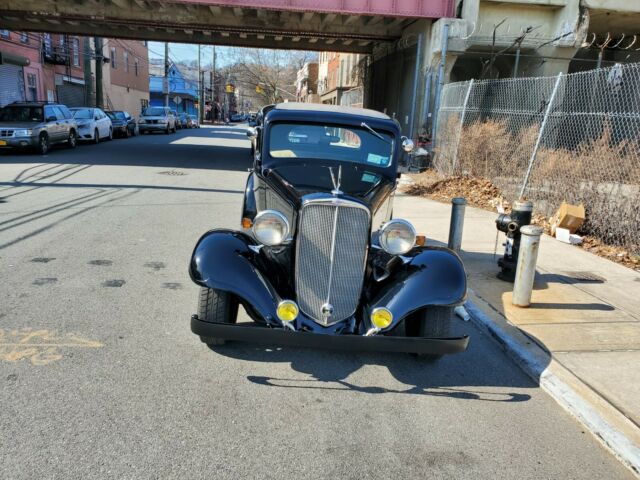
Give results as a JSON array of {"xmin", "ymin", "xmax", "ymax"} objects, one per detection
[{"xmin": 0, "ymin": 51, "xmax": 30, "ymax": 67}]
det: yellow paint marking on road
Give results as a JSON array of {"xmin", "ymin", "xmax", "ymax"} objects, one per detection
[{"xmin": 0, "ymin": 328, "xmax": 103, "ymax": 365}]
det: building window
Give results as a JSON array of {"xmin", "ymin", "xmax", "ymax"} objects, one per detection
[
  {"xmin": 72, "ymin": 38, "xmax": 80, "ymax": 67},
  {"xmin": 111, "ymin": 47, "xmax": 117, "ymax": 68},
  {"xmin": 59, "ymin": 35, "xmax": 66, "ymax": 46},
  {"xmin": 43, "ymin": 33, "xmax": 52, "ymax": 55},
  {"xmin": 134, "ymin": 59, "xmax": 139, "ymax": 76},
  {"xmin": 20, "ymin": 32, "xmax": 29, "ymax": 44},
  {"xmin": 27, "ymin": 73, "xmax": 38, "ymax": 101},
  {"xmin": 124, "ymin": 51, "xmax": 129, "ymax": 73},
  {"xmin": 141, "ymin": 98, "xmax": 149, "ymax": 110},
  {"xmin": 0, "ymin": 30, "xmax": 9, "ymax": 39}
]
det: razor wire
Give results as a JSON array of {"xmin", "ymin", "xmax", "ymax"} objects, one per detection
[{"xmin": 433, "ymin": 62, "xmax": 640, "ymax": 253}]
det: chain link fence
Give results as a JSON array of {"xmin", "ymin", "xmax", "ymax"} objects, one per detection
[{"xmin": 434, "ymin": 63, "xmax": 640, "ymax": 253}]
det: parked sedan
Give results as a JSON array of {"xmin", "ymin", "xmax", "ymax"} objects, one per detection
[
  {"xmin": 106, "ymin": 110, "xmax": 136, "ymax": 138},
  {"xmin": 71, "ymin": 107, "xmax": 113, "ymax": 143},
  {"xmin": 177, "ymin": 112, "xmax": 189, "ymax": 129},
  {"xmin": 188, "ymin": 115, "xmax": 200, "ymax": 128}
]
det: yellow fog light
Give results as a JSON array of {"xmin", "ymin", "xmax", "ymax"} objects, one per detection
[
  {"xmin": 277, "ymin": 300, "xmax": 299, "ymax": 322},
  {"xmin": 371, "ymin": 307, "xmax": 393, "ymax": 329}
]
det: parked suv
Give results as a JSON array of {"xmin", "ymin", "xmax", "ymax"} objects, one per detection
[
  {"xmin": 138, "ymin": 106, "xmax": 176, "ymax": 134},
  {"xmin": 0, "ymin": 102, "xmax": 78, "ymax": 155}
]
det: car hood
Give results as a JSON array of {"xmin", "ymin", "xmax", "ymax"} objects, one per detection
[
  {"xmin": 264, "ymin": 162, "xmax": 394, "ymax": 208},
  {"xmin": 0, "ymin": 121, "xmax": 40, "ymax": 128}
]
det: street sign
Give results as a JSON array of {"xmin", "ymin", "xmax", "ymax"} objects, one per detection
[
  {"xmin": 173, "ymin": 96, "xmax": 182, "ymax": 105},
  {"xmin": 225, "ymin": 84, "xmax": 234, "ymax": 93},
  {"xmin": 255, "ymin": 85, "xmax": 264, "ymax": 94}
]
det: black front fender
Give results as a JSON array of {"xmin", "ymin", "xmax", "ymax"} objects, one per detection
[
  {"xmin": 369, "ymin": 246, "xmax": 467, "ymax": 328},
  {"xmin": 189, "ymin": 230, "xmax": 280, "ymax": 324}
]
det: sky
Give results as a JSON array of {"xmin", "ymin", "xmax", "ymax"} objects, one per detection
[{"xmin": 148, "ymin": 42, "xmax": 231, "ymax": 68}]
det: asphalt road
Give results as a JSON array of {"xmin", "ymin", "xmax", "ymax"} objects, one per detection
[{"xmin": 0, "ymin": 126, "xmax": 633, "ymax": 479}]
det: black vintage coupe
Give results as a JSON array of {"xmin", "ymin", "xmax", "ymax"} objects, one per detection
[{"xmin": 189, "ymin": 103, "xmax": 469, "ymax": 358}]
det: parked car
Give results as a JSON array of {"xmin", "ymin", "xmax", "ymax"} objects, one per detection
[
  {"xmin": 0, "ymin": 102, "xmax": 78, "ymax": 155},
  {"xmin": 230, "ymin": 113, "xmax": 246, "ymax": 122},
  {"xmin": 105, "ymin": 110, "xmax": 136, "ymax": 138},
  {"xmin": 177, "ymin": 112, "xmax": 190, "ymax": 129},
  {"xmin": 189, "ymin": 103, "xmax": 469, "ymax": 359},
  {"xmin": 188, "ymin": 115, "xmax": 200, "ymax": 128},
  {"xmin": 71, "ymin": 107, "xmax": 113, "ymax": 143},
  {"xmin": 138, "ymin": 106, "xmax": 177, "ymax": 134},
  {"xmin": 248, "ymin": 104, "xmax": 274, "ymax": 157}
]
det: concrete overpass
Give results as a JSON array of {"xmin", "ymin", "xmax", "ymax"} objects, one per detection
[{"xmin": 0, "ymin": 0, "xmax": 454, "ymax": 53}]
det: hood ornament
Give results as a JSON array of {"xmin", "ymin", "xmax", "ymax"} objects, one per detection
[{"xmin": 329, "ymin": 165, "xmax": 343, "ymax": 196}]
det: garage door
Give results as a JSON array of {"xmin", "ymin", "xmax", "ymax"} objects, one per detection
[
  {"xmin": 56, "ymin": 82, "xmax": 85, "ymax": 107},
  {"xmin": 0, "ymin": 64, "xmax": 26, "ymax": 107}
]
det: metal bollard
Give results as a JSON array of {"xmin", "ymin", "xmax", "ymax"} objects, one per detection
[
  {"xmin": 512, "ymin": 225, "xmax": 543, "ymax": 307},
  {"xmin": 448, "ymin": 197, "xmax": 466, "ymax": 252}
]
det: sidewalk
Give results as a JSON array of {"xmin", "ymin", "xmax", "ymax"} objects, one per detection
[{"xmin": 394, "ymin": 190, "xmax": 640, "ymax": 475}]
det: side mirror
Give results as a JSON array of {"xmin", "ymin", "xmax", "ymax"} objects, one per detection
[
  {"xmin": 46, "ymin": 116, "xmax": 56, "ymax": 122},
  {"xmin": 401, "ymin": 136, "xmax": 415, "ymax": 153},
  {"xmin": 246, "ymin": 128, "xmax": 257, "ymax": 139}
]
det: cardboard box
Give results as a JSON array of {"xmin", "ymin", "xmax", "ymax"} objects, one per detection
[{"xmin": 551, "ymin": 202, "xmax": 585, "ymax": 235}]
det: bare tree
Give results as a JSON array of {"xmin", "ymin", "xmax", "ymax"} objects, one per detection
[{"xmin": 228, "ymin": 48, "xmax": 316, "ymax": 106}]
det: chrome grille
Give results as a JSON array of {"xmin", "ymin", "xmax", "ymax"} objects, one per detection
[
  {"xmin": 0, "ymin": 130, "xmax": 15, "ymax": 138},
  {"xmin": 296, "ymin": 199, "xmax": 370, "ymax": 325}
]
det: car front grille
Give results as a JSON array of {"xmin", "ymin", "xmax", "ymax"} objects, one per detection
[
  {"xmin": 0, "ymin": 130, "xmax": 15, "ymax": 138},
  {"xmin": 295, "ymin": 198, "xmax": 370, "ymax": 325}
]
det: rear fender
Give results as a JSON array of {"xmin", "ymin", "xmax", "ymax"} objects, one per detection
[
  {"xmin": 369, "ymin": 246, "xmax": 467, "ymax": 330},
  {"xmin": 189, "ymin": 230, "xmax": 280, "ymax": 325}
]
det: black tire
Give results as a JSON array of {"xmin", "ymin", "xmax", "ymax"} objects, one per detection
[
  {"xmin": 66, "ymin": 130, "xmax": 77, "ymax": 149},
  {"xmin": 405, "ymin": 306, "xmax": 453, "ymax": 361},
  {"xmin": 197, "ymin": 287, "xmax": 239, "ymax": 347},
  {"xmin": 108, "ymin": 128, "xmax": 113, "ymax": 141},
  {"xmin": 125, "ymin": 127, "xmax": 131, "ymax": 138},
  {"xmin": 37, "ymin": 133, "xmax": 49, "ymax": 155},
  {"xmin": 94, "ymin": 128, "xmax": 100, "ymax": 144},
  {"xmin": 165, "ymin": 125, "xmax": 170, "ymax": 134}
]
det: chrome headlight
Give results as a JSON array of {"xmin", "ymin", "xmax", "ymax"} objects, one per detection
[
  {"xmin": 13, "ymin": 129, "xmax": 33, "ymax": 137},
  {"xmin": 379, "ymin": 219, "xmax": 416, "ymax": 255},
  {"xmin": 252, "ymin": 210, "xmax": 289, "ymax": 246}
]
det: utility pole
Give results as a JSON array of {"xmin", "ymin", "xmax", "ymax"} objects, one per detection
[
  {"xmin": 164, "ymin": 42, "xmax": 169, "ymax": 107},
  {"xmin": 83, "ymin": 37, "xmax": 93, "ymax": 106},
  {"xmin": 212, "ymin": 46, "xmax": 216, "ymax": 123},
  {"xmin": 198, "ymin": 44, "xmax": 203, "ymax": 124},
  {"xmin": 94, "ymin": 37, "xmax": 103, "ymax": 109}
]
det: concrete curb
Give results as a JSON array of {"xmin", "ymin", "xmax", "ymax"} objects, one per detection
[{"xmin": 465, "ymin": 290, "xmax": 640, "ymax": 477}]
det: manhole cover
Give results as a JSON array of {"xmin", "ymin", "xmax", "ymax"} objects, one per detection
[
  {"xmin": 158, "ymin": 170, "xmax": 187, "ymax": 176},
  {"xmin": 563, "ymin": 271, "xmax": 606, "ymax": 283}
]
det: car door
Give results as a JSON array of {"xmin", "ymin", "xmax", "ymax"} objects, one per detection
[
  {"xmin": 43, "ymin": 106, "xmax": 62, "ymax": 141},
  {"xmin": 53, "ymin": 106, "xmax": 72, "ymax": 140},
  {"xmin": 95, "ymin": 109, "xmax": 106, "ymax": 137}
]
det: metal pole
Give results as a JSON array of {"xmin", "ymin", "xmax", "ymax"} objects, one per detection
[
  {"xmin": 447, "ymin": 197, "xmax": 466, "ymax": 252},
  {"xmin": 198, "ymin": 44, "xmax": 203, "ymax": 122},
  {"xmin": 512, "ymin": 225, "xmax": 543, "ymax": 307},
  {"xmin": 212, "ymin": 46, "xmax": 216, "ymax": 123},
  {"xmin": 408, "ymin": 33, "xmax": 424, "ymax": 142},
  {"xmin": 519, "ymin": 72, "xmax": 562, "ymax": 199},
  {"xmin": 94, "ymin": 37, "xmax": 103, "ymax": 109},
  {"xmin": 430, "ymin": 23, "xmax": 450, "ymax": 151},
  {"xmin": 163, "ymin": 42, "xmax": 169, "ymax": 108},
  {"xmin": 83, "ymin": 37, "xmax": 93, "ymax": 106},
  {"xmin": 450, "ymin": 79, "xmax": 474, "ymax": 175},
  {"xmin": 513, "ymin": 47, "xmax": 520, "ymax": 78}
]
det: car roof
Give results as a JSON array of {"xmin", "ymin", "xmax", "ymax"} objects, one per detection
[{"xmin": 273, "ymin": 102, "xmax": 390, "ymax": 121}]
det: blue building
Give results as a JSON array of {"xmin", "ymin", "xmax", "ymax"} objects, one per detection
[{"xmin": 149, "ymin": 63, "xmax": 198, "ymax": 115}]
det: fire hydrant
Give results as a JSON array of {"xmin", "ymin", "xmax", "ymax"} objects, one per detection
[{"xmin": 495, "ymin": 200, "xmax": 533, "ymax": 282}]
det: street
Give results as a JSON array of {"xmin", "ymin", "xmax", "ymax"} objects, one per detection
[{"xmin": 0, "ymin": 126, "xmax": 633, "ymax": 479}]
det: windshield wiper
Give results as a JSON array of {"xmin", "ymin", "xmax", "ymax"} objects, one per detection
[{"xmin": 361, "ymin": 122, "xmax": 390, "ymax": 144}]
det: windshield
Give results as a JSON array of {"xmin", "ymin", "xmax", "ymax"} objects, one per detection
[
  {"xmin": 0, "ymin": 106, "xmax": 44, "ymax": 122},
  {"xmin": 143, "ymin": 107, "xmax": 166, "ymax": 116},
  {"xmin": 72, "ymin": 109, "xmax": 92, "ymax": 119},
  {"xmin": 268, "ymin": 123, "xmax": 394, "ymax": 167},
  {"xmin": 106, "ymin": 112, "xmax": 125, "ymax": 120}
]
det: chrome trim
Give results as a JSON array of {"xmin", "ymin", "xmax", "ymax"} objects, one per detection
[
  {"xmin": 252, "ymin": 209, "xmax": 290, "ymax": 246},
  {"xmin": 324, "ymin": 205, "xmax": 340, "ymax": 304},
  {"xmin": 295, "ymin": 195, "xmax": 371, "ymax": 326},
  {"xmin": 379, "ymin": 219, "xmax": 416, "ymax": 255}
]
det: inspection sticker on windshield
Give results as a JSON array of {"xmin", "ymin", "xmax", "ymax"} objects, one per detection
[
  {"xmin": 361, "ymin": 173, "xmax": 379, "ymax": 183},
  {"xmin": 366, "ymin": 153, "xmax": 388, "ymax": 165}
]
